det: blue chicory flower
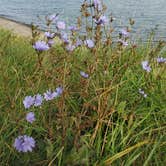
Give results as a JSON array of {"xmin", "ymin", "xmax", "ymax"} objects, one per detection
[
  {"xmin": 26, "ymin": 112, "xmax": 35, "ymax": 123},
  {"xmin": 14, "ymin": 135, "xmax": 35, "ymax": 152},
  {"xmin": 94, "ymin": 0, "xmax": 102, "ymax": 11},
  {"xmin": 156, "ymin": 57, "xmax": 166, "ymax": 63},
  {"xmin": 80, "ymin": 71, "xmax": 89, "ymax": 78},
  {"xmin": 44, "ymin": 90, "xmax": 58, "ymax": 101},
  {"xmin": 84, "ymin": 39, "xmax": 95, "ymax": 48},
  {"xmin": 55, "ymin": 87, "xmax": 63, "ymax": 96},
  {"xmin": 34, "ymin": 94, "xmax": 43, "ymax": 107},
  {"xmin": 94, "ymin": 15, "xmax": 108, "ymax": 25},
  {"xmin": 141, "ymin": 61, "xmax": 151, "ymax": 72},
  {"xmin": 118, "ymin": 39, "xmax": 128, "ymax": 46},
  {"xmin": 47, "ymin": 14, "xmax": 58, "ymax": 22},
  {"xmin": 44, "ymin": 32, "xmax": 55, "ymax": 39},
  {"xmin": 33, "ymin": 41, "xmax": 49, "ymax": 51},
  {"xmin": 68, "ymin": 26, "xmax": 78, "ymax": 31},
  {"xmin": 23, "ymin": 96, "xmax": 35, "ymax": 109},
  {"xmin": 120, "ymin": 29, "xmax": 130, "ymax": 38},
  {"xmin": 61, "ymin": 32, "xmax": 70, "ymax": 44},
  {"xmin": 76, "ymin": 39, "xmax": 83, "ymax": 47},
  {"xmin": 57, "ymin": 21, "xmax": 66, "ymax": 30}
]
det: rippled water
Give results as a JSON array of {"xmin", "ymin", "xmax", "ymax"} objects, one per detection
[{"xmin": 0, "ymin": 0, "xmax": 166, "ymax": 40}]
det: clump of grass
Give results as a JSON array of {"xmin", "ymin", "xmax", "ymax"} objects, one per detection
[{"xmin": 0, "ymin": 0, "xmax": 166, "ymax": 165}]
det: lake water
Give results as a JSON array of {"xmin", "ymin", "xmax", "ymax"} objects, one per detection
[{"xmin": 0, "ymin": 0, "xmax": 166, "ymax": 41}]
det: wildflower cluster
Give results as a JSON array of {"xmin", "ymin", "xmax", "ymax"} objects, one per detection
[
  {"xmin": 156, "ymin": 57, "xmax": 166, "ymax": 63},
  {"xmin": 14, "ymin": 87, "xmax": 63, "ymax": 152},
  {"xmin": 141, "ymin": 56, "xmax": 165, "ymax": 73},
  {"xmin": 31, "ymin": 0, "xmax": 116, "ymax": 66},
  {"xmin": 118, "ymin": 29, "xmax": 130, "ymax": 47},
  {"xmin": 23, "ymin": 94, "xmax": 43, "ymax": 109},
  {"xmin": 23, "ymin": 87, "xmax": 62, "ymax": 109},
  {"xmin": 139, "ymin": 55, "xmax": 166, "ymax": 98},
  {"xmin": 12, "ymin": 0, "xmax": 166, "ymax": 157}
]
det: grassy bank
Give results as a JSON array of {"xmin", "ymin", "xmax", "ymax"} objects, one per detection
[{"xmin": 0, "ymin": 27, "xmax": 166, "ymax": 165}]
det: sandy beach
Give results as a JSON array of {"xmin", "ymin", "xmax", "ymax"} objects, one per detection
[{"xmin": 0, "ymin": 17, "xmax": 32, "ymax": 37}]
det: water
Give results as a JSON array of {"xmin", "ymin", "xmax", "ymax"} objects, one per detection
[{"xmin": 0, "ymin": 0, "xmax": 166, "ymax": 41}]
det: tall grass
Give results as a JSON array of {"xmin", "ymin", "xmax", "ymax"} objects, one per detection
[{"xmin": 0, "ymin": 0, "xmax": 166, "ymax": 165}]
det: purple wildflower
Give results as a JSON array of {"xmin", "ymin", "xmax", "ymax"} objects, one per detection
[
  {"xmin": 80, "ymin": 71, "xmax": 89, "ymax": 78},
  {"xmin": 14, "ymin": 135, "xmax": 35, "ymax": 152},
  {"xmin": 141, "ymin": 61, "xmax": 151, "ymax": 72},
  {"xmin": 44, "ymin": 90, "xmax": 58, "ymax": 101},
  {"xmin": 56, "ymin": 87, "xmax": 63, "ymax": 96},
  {"xmin": 118, "ymin": 39, "xmax": 128, "ymax": 46},
  {"xmin": 34, "ymin": 94, "xmax": 43, "ymax": 107},
  {"xmin": 84, "ymin": 39, "xmax": 95, "ymax": 48},
  {"xmin": 23, "ymin": 96, "xmax": 35, "ymax": 109},
  {"xmin": 156, "ymin": 57, "xmax": 166, "ymax": 63},
  {"xmin": 94, "ymin": 15, "xmax": 108, "ymax": 25},
  {"xmin": 44, "ymin": 32, "xmax": 55, "ymax": 39},
  {"xmin": 66, "ymin": 44, "xmax": 76, "ymax": 52},
  {"xmin": 139, "ymin": 89, "xmax": 147, "ymax": 98},
  {"xmin": 76, "ymin": 39, "xmax": 83, "ymax": 47},
  {"xmin": 47, "ymin": 14, "xmax": 58, "ymax": 22},
  {"xmin": 57, "ymin": 21, "xmax": 66, "ymax": 30},
  {"xmin": 61, "ymin": 32, "xmax": 69, "ymax": 44},
  {"xmin": 94, "ymin": 0, "xmax": 102, "ymax": 11},
  {"xmin": 33, "ymin": 41, "xmax": 49, "ymax": 51},
  {"xmin": 120, "ymin": 29, "xmax": 130, "ymax": 38},
  {"xmin": 68, "ymin": 26, "xmax": 78, "ymax": 31},
  {"xmin": 26, "ymin": 112, "xmax": 35, "ymax": 123}
]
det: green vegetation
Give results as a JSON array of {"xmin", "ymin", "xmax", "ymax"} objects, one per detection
[
  {"xmin": 0, "ymin": 27, "xmax": 165, "ymax": 165},
  {"xmin": 0, "ymin": 1, "xmax": 166, "ymax": 166}
]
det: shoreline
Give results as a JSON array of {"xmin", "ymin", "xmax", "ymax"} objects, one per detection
[
  {"xmin": 0, "ymin": 17, "xmax": 165, "ymax": 43},
  {"xmin": 0, "ymin": 16, "xmax": 32, "ymax": 37}
]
